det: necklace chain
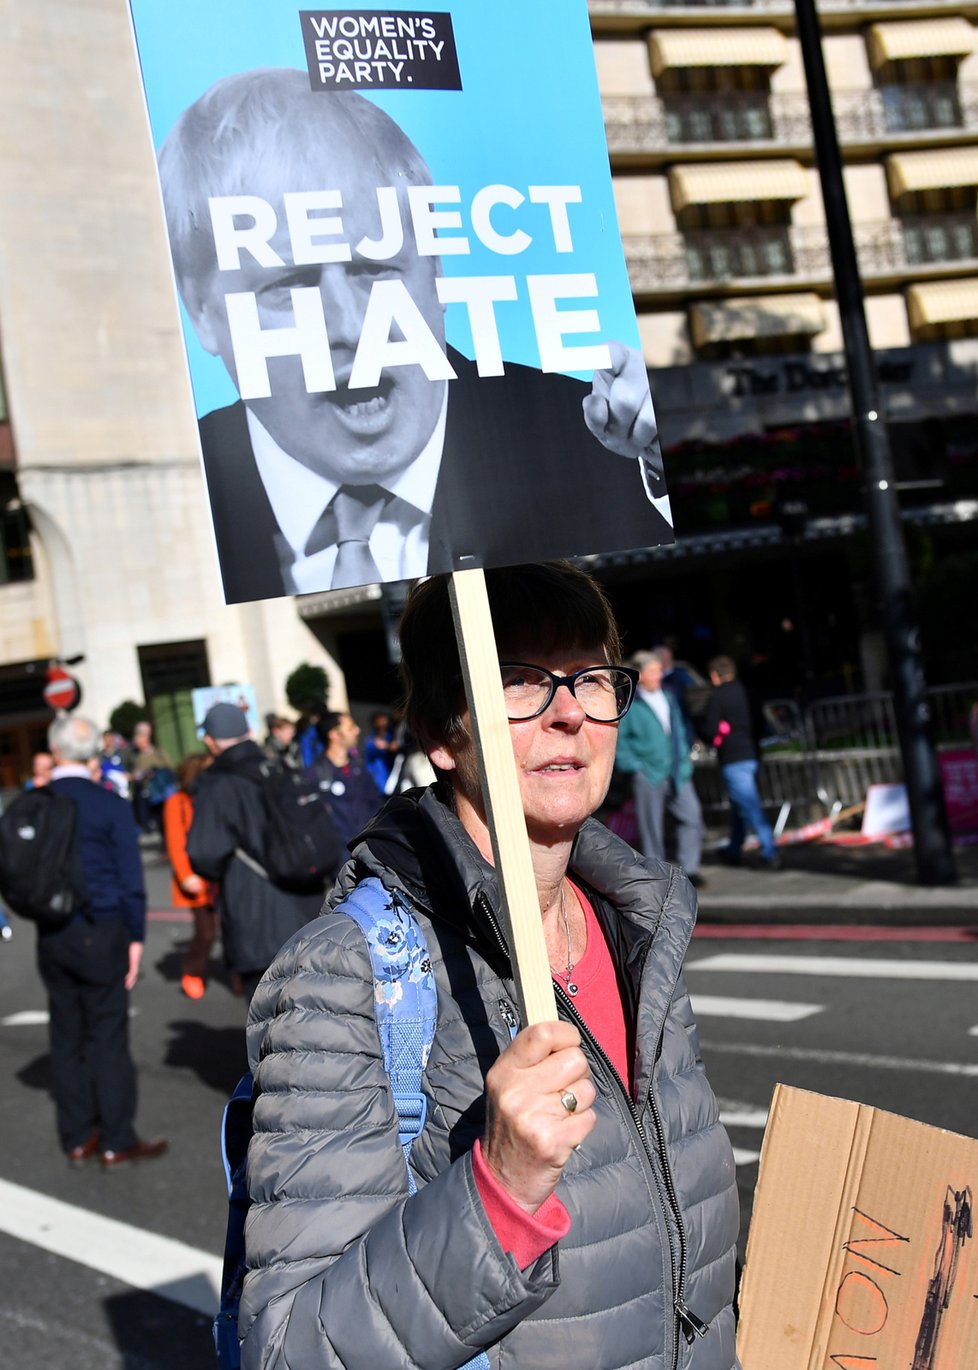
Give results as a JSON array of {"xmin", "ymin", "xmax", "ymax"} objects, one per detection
[{"xmin": 552, "ymin": 880, "xmax": 579, "ymax": 997}]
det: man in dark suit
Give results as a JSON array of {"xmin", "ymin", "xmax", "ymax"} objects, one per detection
[
  {"xmin": 40, "ymin": 715, "xmax": 168, "ymax": 1167},
  {"xmin": 159, "ymin": 69, "xmax": 671, "ymax": 604}
]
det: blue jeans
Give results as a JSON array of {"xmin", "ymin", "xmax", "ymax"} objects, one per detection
[{"xmin": 722, "ymin": 760, "xmax": 776, "ymax": 860}]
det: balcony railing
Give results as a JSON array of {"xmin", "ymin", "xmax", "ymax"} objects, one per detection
[
  {"xmin": 603, "ymin": 82, "xmax": 978, "ymax": 152},
  {"xmin": 684, "ymin": 225, "xmax": 794, "ymax": 282},
  {"xmin": 623, "ymin": 213, "xmax": 978, "ymax": 291},
  {"xmin": 593, "ymin": 0, "xmax": 970, "ymax": 13},
  {"xmin": 903, "ymin": 212, "xmax": 978, "ymax": 266}
]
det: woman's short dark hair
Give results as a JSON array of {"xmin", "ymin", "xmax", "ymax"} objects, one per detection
[{"xmin": 399, "ymin": 562, "xmax": 623, "ymax": 750}]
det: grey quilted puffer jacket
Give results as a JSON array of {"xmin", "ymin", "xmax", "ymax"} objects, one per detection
[{"xmin": 242, "ymin": 787, "xmax": 740, "ymax": 1370}]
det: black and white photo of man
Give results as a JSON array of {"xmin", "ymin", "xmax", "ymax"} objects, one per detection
[{"xmin": 159, "ymin": 68, "xmax": 672, "ymax": 603}]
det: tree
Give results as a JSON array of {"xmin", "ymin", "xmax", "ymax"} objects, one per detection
[
  {"xmin": 285, "ymin": 663, "xmax": 328, "ymax": 712},
  {"xmin": 108, "ymin": 700, "xmax": 146, "ymax": 740}
]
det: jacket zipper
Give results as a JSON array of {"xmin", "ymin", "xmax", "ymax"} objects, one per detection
[{"xmin": 477, "ymin": 892, "xmax": 709, "ymax": 1366}]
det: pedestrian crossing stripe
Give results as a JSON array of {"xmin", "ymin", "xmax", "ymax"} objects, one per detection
[
  {"xmin": 688, "ymin": 953, "xmax": 978, "ymax": 981},
  {"xmin": 0, "ymin": 1178, "xmax": 221, "ymax": 1315},
  {"xmin": 689, "ymin": 994, "xmax": 822, "ymax": 1022}
]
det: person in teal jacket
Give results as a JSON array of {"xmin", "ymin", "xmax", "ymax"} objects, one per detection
[{"xmin": 615, "ymin": 649, "xmax": 705, "ymax": 884}]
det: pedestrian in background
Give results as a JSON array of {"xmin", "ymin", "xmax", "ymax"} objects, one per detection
[
  {"xmin": 295, "ymin": 700, "xmax": 328, "ymax": 770},
  {"xmin": 615, "ymin": 648, "xmax": 706, "ymax": 886},
  {"xmin": 702, "ymin": 655, "xmax": 780, "ymax": 870},
  {"xmin": 263, "ymin": 714, "xmax": 301, "ymax": 769},
  {"xmin": 40, "ymin": 714, "xmax": 167, "ymax": 1167},
  {"xmin": 308, "ymin": 710, "xmax": 384, "ymax": 853},
  {"xmin": 127, "ymin": 720, "xmax": 175, "ymax": 835},
  {"xmin": 25, "ymin": 751, "xmax": 53, "ymax": 789},
  {"xmin": 163, "ymin": 752, "xmax": 219, "ymax": 1000},
  {"xmin": 363, "ymin": 709, "xmax": 399, "ymax": 792},
  {"xmin": 98, "ymin": 730, "xmax": 130, "ymax": 798},
  {"xmin": 187, "ymin": 703, "xmax": 327, "ymax": 1002}
]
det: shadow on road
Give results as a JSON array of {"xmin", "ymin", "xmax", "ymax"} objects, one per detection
[
  {"xmin": 104, "ymin": 1288, "xmax": 215, "ymax": 1370},
  {"xmin": 163, "ymin": 1021, "xmax": 248, "ymax": 1097},
  {"xmin": 16, "ymin": 1053, "xmax": 52, "ymax": 1094},
  {"xmin": 154, "ymin": 945, "xmax": 245, "ymax": 996}
]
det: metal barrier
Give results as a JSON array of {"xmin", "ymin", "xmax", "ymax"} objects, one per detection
[{"xmin": 692, "ymin": 680, "xmax": 978, "ymax": 833}]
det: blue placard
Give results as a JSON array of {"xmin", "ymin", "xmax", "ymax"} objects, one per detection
[{"xmin": 129, "ymin": 0, "xmax": 673, "ymax": 603}]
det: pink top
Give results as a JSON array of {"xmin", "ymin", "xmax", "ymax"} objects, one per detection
[{"xmin": 472, "ymin": 882, "xmax": 631, "ymax": 1268}]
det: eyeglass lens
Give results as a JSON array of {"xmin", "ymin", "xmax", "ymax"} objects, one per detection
[{"xmin": 500, "ymin": 666, "xmax": 633, "ymax": 721}]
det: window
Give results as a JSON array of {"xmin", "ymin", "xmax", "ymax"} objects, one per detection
[
  {"xmin": 680, "ymin": 202, "xmax": 794, "ymax": 283},
  {"xmin": 658, "ymin": 67, "xmax": 774, "ymax": 144},
  {"xmin": 899, "ymin": 186, "xmax": 978, "ymax": 268},
  {"xmin": 877, "ymin": 54, "xmax": 964, "ymax": 133},
  {"xmin": 0, "ymin": 474, "xmax": 33, "ymax": 585}
]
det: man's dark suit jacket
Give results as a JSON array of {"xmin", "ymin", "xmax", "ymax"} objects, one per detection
[{"xmin": 197, "ymin": 349, "xmax": 673, "ymax": 604}]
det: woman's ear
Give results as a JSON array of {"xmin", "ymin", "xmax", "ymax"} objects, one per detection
[{"xmin": 427, "ymin": 741, "xmax": 457, "ymax": 773}]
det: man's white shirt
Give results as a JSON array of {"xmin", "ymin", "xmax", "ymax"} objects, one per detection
[{"xmin": 247, "ymin": 389, "xmax": 448, "ymax": 592}]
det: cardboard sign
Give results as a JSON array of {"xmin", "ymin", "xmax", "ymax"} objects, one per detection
[
  {"xmin": 191, "ymin": 684, "xmax": 260, "ymax": 739},
  {"xmin": 127, "ymin": 0, "xmax": 672, "ymax": 605},
  {"xmin": 861, "ymin": 782, "xmax": 911, "ymax": 838},
  {"xmin": 738, "ymin": 1085, "xmax": 978, "ymax": 1370}
]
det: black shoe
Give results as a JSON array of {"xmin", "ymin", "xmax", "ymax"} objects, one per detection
[
  {"xmin": 759, "ymin": 853, "xmax": 782, "ymax": 871},
  {"xmin": 718, "ymin": 848, "xmax": 741, "ymax": 868},
  {"xmin": 688, "ymin": 872, "xmax": 708, "ymax": 889}
]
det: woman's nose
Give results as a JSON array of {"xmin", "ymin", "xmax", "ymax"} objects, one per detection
[{"xmin": 547, "ymin": 681, "xmax": 586, "ymax": 727}]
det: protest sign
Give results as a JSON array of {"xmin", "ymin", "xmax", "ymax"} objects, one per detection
[
  {"xmin": 738, "ymin": 1085, "xmax": 978, "ymax": 1370},
  {"xmin": 128, "ymin": 0, "xmax": 670, "ymax": 606},
  {"xmin": 939, "ymin": 748, "xmax": 978, "ymax": 839},
  {"xmin": 129, "ymin": 0, "xmax": 666, "ymax": 1020},
  {"xmin": 192, "ymin": 684, "xmax": 260, "ymax": 738}
]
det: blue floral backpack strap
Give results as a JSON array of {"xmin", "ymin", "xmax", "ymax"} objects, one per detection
[{"xmin": 340, "ymin": 876, "xmax": 491, "ymax": 1370}]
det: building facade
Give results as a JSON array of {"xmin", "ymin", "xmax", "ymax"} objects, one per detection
[
  {"xmin": 0, "ymin": 2, "xmax": 345, "ymax": 784},
  {"xmin": 586, "ymin": 0, "xmax": 978, "ymax": 692},
  {"xmin": 0, "ymin": 0, "xmax": 975, "ymax": 782}
]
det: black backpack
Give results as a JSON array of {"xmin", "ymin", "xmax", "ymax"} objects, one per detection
[
  {"xmin": 254, "ymin": 763, "xmax": 343, "ymax": 889},
  {"xmin": 0, "ymin": 787, "xmax": 85, "ymax": 927}
]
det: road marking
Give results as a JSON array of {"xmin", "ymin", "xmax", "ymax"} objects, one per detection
[
  {"xmin": 0, "ymin": 1178, "xmax": 221, "ymax": 1315},
  {"xmin": 689, "ymin": 993, "xmax": 822, "ymax": 1022},
  {"xmin": 969, "ymin": 1026, "xmax": 978, "ymax": 1037},
  {"xmin": 716, "ymin": 1106, "xmax": 767, "ymax": 1165},
  {"xmin": 689, "ymin": 953, "xmax": 978, "ymax": 981},
  {"xmin": 1, "ymin": 1011, "xmax": 50, "ymax": 1027},
  {"xmin": 2, "ymin": 1008, "xmax": 139, "ymax": 1027},
  {"xmin": 701, "ymin": 1039, "xmax": 978, "ymax": 1077},
  {"xmin": 718, "ymin": 1106, "xmax": 769, "ymax": 1130},
  {"xmin": 693, "ymin": 925, "xmax": 978, "ymax": 943}
]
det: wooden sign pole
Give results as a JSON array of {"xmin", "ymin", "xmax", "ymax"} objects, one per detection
[{"xmin": 449, "ymin": 568, "xmax": 557, "ymax": 1026}]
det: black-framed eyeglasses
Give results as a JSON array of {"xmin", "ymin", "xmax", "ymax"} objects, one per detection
[{"xmin": 499, "ymin": 663, "xmax": 638, "ymax": 722}]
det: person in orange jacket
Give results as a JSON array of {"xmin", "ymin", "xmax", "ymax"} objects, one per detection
[{"xmin": 163, "ymin": 753, "xmax": 219, "ymax": 1000}]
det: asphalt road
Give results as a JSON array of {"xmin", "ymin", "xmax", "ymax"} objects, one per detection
[
  {"xmin": 685, "ymin": 932, "xmax": 978, "ymax": 1259},
  {"xmin": 0, "ymin": 849, "xmax": 975, "ymax": 1368}
]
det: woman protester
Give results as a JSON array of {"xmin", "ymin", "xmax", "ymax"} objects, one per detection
[{"xmin": 242, "ymin": 562, "xmax": 740, "ymax": 1370}]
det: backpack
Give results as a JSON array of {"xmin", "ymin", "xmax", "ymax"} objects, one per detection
[
  {"xmin": 246, "ymin": 763, "xmax": 343, "ymax": 890},
  {"xmin": 213, "ymin": 877, "xmax": 506, "ymax": 1370},
  {"xmin": 0, "ymin": 787, "xmax": 86, "ymax": 928},
  {"xmin": 145, "ymin": 766, "xmax": 179, "ymax": 808}
]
